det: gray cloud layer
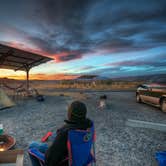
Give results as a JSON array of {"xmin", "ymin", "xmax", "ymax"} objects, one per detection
[{"xmin": 0, "ymin": 0, "xmax": 165, "ymax": 62}]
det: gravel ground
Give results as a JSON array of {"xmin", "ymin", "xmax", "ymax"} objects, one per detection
[{"xmin": 0, "ymin": 91, "xmax": 166, "ymax": 166}]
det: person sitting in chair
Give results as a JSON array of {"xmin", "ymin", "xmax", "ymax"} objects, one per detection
[{"xmin": 29, "ymin": 101, "xmax": 94, "ymax": 166}]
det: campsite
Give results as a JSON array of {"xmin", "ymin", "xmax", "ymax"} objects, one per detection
[
  {"xmin": 0, "ymin": 43, "xmax": 166, "ymax": 166},
  {"xmin": 0, "ymin": 0, "xmax": 166, "ymax": 165},
  {"xmin": 0, "ymin": 85, "xmax": 166, "ymax": 165}
]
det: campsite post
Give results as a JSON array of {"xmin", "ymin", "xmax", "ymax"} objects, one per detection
[{"xmin": 25, "ymin": 67, "xmax": 30, "ymax": 92}]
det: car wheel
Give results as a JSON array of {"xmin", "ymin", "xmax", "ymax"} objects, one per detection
[
  {"xmin": 136, "ymin": 94, "xmax": 141, "ymax": 103},
  {"xmin": 161, "ymin": 99, "xmax": 166, "ymax": 113}
]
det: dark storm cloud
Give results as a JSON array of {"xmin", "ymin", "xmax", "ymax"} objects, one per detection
[
  {"xmin": 110, "ymin": 5, "xmax": 166, "ymax": 25},
  {"xmin": 96, "ymin": 38, "xmax": 135, "ymax": 52},
  {"xmin": 78, "ymin": 66, "xmax": 96, "ymax": 71},
  {"xmin": 84, "ymin": 0, "xmax": 166, "ymax": 50},
  {"xmin": 112, "ymin": 24, "xmax": 161, "ymax": 38},
  {"xmin": 56, "ymin": 54, "xmax": 82, "ymax": 62},
  {"xmin": 84, "ymin": 66, "xmax": 122, "ymax": 76},
  {"xmin": 31, "ymin": 0, "xmax": 89, "ymax": 48},
  {"xmin": 86, "ymin": 59, "xmax": 166, "ymax": 76},
  {"xmin": 0, "ymin": 0, "xmax": 165, "ymax": 62},
  {"xmin": 81, "ymin": 66, "xmax": 95, "ymax": 70},
  {"xmin": 148, "ymin": 32, "xmax": 166, "ymax": 43},
  {"xmin": 85, "ymin": 0, "xmax": 166, "ymax": 26},
  {"xmin": 34, "ymin": 0, "xmax": 89, "ymax": 24},
  {"xmin": 106, "ymin": 60, "xmax": 166, "ymax": 68}
]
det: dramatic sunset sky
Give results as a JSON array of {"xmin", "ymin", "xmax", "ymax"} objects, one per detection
[{"xmin": 0, "ymin": 0, "xmax": 165, "ymax": 80}]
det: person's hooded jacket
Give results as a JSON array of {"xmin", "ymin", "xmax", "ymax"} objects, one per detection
[{"xmin": 45, "ymin": 101, "xmax": 93, "ymax": 166}]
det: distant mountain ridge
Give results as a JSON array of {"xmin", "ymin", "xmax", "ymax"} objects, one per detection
[
  {"xmin": 76, "ymin": 75, "xmax": 108, "ymax": 80},
  {"xmin": 76, "ymin": 74, "xmax": 166, "ymax": 83}
]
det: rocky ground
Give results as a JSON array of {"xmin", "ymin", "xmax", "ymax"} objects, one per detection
[{"xmin": 0, "ymin": 91, "xmax": 166, "ymax": 166}]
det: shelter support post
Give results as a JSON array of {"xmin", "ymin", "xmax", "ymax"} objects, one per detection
[
  {"xmin": 24, "ymin": 65, "xmax": 30, "ymax": 92},
  {"xmin": 26, "ymin": 69, "xmax": 29, "ymax": 91}
]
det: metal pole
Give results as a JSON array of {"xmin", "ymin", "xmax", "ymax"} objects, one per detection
[
  {"xmin": 26, "ymin": 69, "xmax": 29, "ymax": 91},
  {"xmin": 24, "ymin": 65, "xmax": 30, "ymax": 92}
]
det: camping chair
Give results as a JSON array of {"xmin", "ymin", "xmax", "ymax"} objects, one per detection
[
  {"xmin": 28, "ymin": 125, "xmax": 96, "ymax": 166},
  {"xmin": 67, "ymin": 125, "xmax": 96, "ymax": 166},
  {"xmin": 28, "ymin": 148, "xmax": 45, "ymax": 166},
  {"xmin": 156, "ymin": 151, "xmax": 166, "ymax": 166}
]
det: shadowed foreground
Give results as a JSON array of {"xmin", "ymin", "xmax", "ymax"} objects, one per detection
[{"xmin": 0, "ymin": 91, "xmax": 166, "ymax": 166}]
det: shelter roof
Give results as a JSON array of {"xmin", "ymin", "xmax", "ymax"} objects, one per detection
[{"xmin": 0, "ymin": 44, "xmax": 52, "ymax": 71}]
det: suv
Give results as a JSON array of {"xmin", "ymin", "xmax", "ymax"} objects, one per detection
[{"xmin": 136, "ymin": 84, "xmax": 166, "ymax": 112}]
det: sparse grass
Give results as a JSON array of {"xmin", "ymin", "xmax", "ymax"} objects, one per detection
[
  {"xmin": 1, "ymin": 80, "xmax": 144, "ymax": 96},
  {"xmin": 31, "ymin": 80, "xmax": 143, "ymax": 90}
]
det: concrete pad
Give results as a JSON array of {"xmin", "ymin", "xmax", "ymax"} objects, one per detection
[{"xmin": 126, "ymin": 119, "xmax": 166, "ymax": 132}]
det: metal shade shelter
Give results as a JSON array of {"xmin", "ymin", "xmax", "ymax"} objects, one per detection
[{"xmin": 0, "ymin": 44, "xmax": 53, "ymax": 91}]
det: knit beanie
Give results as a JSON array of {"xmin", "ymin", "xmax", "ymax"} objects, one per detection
[{"xmin": 68, "ymin": 101, "xmax": 87, "ymax": 122}]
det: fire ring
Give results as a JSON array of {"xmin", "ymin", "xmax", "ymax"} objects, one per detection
[{"xmin": 0, "ymin": 135, "xmax": 16, "ymax": 151}]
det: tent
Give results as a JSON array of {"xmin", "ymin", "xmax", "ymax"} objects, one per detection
[{"xmin": 0, "ymin": 88, "xmax": 15, "ymax": 110}]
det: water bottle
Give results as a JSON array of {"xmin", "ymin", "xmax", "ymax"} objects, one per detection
[{"xmin": 0, "ymin": 124, "xmax": 3, "ymax": 135}]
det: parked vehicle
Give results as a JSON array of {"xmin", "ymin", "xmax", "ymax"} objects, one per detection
[{"xmin": 136, "ymin": 84, "xmax": 166, "ymax": 112}]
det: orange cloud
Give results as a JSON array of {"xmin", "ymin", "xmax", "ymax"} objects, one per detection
[
  {"xmin": 0, "ymin": 70, "xmax": 79, "ymax": 80},
  {"xmin": 0, "ymin": 69, "xmax": 25, "ymax": 79},
  {"xmin": 29, "ymin": 73, "xmax": 79, "ymax": 80}
]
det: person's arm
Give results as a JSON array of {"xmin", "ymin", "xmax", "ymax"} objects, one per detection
[{"xmin": 45, "ymin": 131, "xmax": 68, "ymax": 166}]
